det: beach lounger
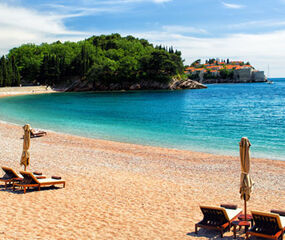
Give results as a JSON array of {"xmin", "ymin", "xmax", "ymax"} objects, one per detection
[
  {"xmin": 30, "ymin": 129, "xmax": 47, "ymax": 138},
  {"xmin": 195, "ymin": 205, "xmax": 242, "ymax": 238},
  {"xmin": 0, "ymin": 166, "xmax": 23, "ymax": 189},
  {"xmin": 246, "ymin": 210, "xmax": 285, "ymax": 240},
  {"xmin": 13, "ymin": 171, "xmax": 65, "ymax": 194},
  {"xmin": 0, "ymin": 167, "xmax": 45, "ymax": 189}
]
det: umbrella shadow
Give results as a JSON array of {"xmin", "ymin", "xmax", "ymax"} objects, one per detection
[
  {"xmin": 186, "ymin": 229, "xmax": 245, "ymax": 239},
  {"xmin": 0, "ymin": 185, "xmax": 63, "ymax": 194}
]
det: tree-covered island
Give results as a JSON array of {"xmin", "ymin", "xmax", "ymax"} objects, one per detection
[{"xmin": 0, "ymin": 34, "xmax": 206, "ymax": 91}]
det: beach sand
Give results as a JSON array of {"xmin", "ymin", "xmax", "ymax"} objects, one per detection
[
  {"xmin": 0, "ymin": 86, "xmax": 57, "ymax": 98},
  {"xmin": 0, "ymin": 88, "xmax": 284, "ymax": 239}
]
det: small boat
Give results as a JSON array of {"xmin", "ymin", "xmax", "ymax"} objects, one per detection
[{"xmin": 267, "ymin": 80, "xmax": 273, "ymax": 84}]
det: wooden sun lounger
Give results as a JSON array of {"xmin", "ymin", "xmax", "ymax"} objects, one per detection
[
  {"xmin": 0, "ymin": 166, "xmax": 23, "ymax": 189},
  {"xmin": 0, "ymin": 167, "xmax": 46, "ymax": 189},
  {"xmin": 195, "ymin": 205, "xmax": 242, "ymax": 238},
  {"xmin": 246, "ymin": 210, "xmax": 285, "ymax": 240},
  {"xmin": 30, "ymin": 129, "xmax": 47, "ymax": 138},
  {"xmin": 13, "ymin": 171, "xmax": 65, "ymax": 194}
]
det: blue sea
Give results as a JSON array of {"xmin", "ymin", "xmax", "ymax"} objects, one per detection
[{"xmin": 0, "ymin": 78, "xmax": 284, "ymax": 160}]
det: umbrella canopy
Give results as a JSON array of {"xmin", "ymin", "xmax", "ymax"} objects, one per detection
[
  {"xmin": 239, "ymin": 137, "xmax": 253, "ymax": 201},
  {"xmin": 20, "ymin": 124, "xmax": 31, "ymax": 171}
]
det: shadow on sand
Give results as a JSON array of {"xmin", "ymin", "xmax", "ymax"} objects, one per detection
[
  {"xmin": 187, "ymin": 229, "xmax": 247, "ymax": 240},
  {"xmin": 0, "ymin": 185, "xmax": 63, "ymax": 194}
]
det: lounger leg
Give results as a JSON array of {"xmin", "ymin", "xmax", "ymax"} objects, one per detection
[
  {"xmin": 220, "ymin": 229, "xmax": 224, "ymax": 238},
  {"xmin": 63, "ymin": 183, "xmax": 65, "ymax": 188},
  {"xmin": 38, "ymin": 186, "xmax": 40, "ymax": 191},
  {"xmin": 23, "ymin": 187, "xmax": 26, "ymax": 194},
  {"xmin": 195, "ymin": 224, "xmax": 198, "ymax": 234}
]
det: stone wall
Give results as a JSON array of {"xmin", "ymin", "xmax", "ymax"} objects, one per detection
[
  {"xmin": 200, "ymin": 68, "xmax": 266, "ymax": 84},
  {"xmin": 252, "ymin": 70, "xmax": 266, "ymax": 82}
]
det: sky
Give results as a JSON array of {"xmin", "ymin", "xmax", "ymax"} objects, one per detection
[{"xmin": 1, "ymin": 0, "xmax": 285, "ymax": 77}]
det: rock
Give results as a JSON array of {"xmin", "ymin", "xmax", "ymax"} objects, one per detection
[
  {"xmin": 109, "ymin": 83, "xmax": 121, "ymax": 90},
  {"xmin": 129, "ymin": 83, "xmax": 141, "ymax": 90},
  {"xmin": 170, "ymin": 79, "xmax": 207, "ymax": 90},
  {"xmin": 64, "ymin": 77, "xmax": 207, "ymax": 92}
]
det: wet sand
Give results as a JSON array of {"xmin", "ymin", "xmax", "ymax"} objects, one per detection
[{"xmin": 0, "ymin": 88, "xmax": 284, "ymax": 239}]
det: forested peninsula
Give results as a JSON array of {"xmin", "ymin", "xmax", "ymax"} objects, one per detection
[{"xmin": 0, "ymin": 34, "xmax": 206, "ymax": 91}]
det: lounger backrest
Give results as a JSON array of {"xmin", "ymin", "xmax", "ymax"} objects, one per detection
[
  {"xmin": 19, "ymin": 171, "xmax": 40, "ymax": 184},
  {"xmin": 200, "ymin": 206, "xmax": 229, "ymax": 224},
  {"xmin": 2, "ymin": 166, "xmax": 20, "ymax": 178},
  {"xmin": 251, "ymin": 211, "xmax": 283, "ymax": 232}
]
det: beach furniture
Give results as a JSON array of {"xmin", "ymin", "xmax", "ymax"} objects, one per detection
[
  {"xmin": 13, "ymin": 171, "xmax": 65, "ymax": 194},
  {"xmin": 246, "ymin": 210, "xmax": 285, "ymax": 240},
  {"xmin": 30, "ymin": 129, "xmax": 47, "ymax": 138},
  {"xmin": 0, "ymin": 167, "xmax": 45, "ymax": 189},
  {"xmin": 0, "ymin": 166, "xmax": 23, "ymax": 189},
  {"xmin": 195, "ymin": 205, "xmax": 242, "ymax": 238}
]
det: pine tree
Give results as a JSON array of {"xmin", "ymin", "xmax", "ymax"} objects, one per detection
[
  {"xmin": 40, "ymin": 54, "xmax": 49, "ymax": 85},
  {"xmin": 10, "ymin": 56, "xmax": 21, "ymax": 86},
  {"xmin": 0, "ymin": 57, "xmax": 3, "ymax": 87},
  {"xmin": 1, "ymin": 56, "xmax": 8, "ymax": 87}
]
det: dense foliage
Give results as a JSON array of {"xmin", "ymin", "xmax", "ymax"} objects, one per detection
[
  {"xmin": 0, "ymin": 55, "xmax": 20, "ymax": 87},
  {"xmin": 4, "ymin": 34, "xmax": 184, "ymax": 87}
]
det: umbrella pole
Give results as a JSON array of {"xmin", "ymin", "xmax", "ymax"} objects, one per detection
[
  {"xmin": 24, "ymin": 166, "xmax": 26, "ymax": 171},
  {"xmin": 244, "ymin": 194, "xmax": 247, "ymax": 221}
]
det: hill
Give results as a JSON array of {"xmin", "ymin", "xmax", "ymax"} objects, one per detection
[{"xmin": 0, "ymin": 34, "xmax": 202, "ymax": 91}]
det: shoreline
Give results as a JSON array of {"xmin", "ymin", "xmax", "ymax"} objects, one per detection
[
  {"xmin": 1, "ymin": 119, "xmax": 284, "ymax": 163},
  {"xmin": 0, "ymin": 86, "xmax": 284, "ymax": 162},
  {"xmin": 1, "ymin": 120, "xmax": 284, "ymax": 166},
  {"xmin": 0, "ymin": 85, "xmax": 61, "ymax": 98}
]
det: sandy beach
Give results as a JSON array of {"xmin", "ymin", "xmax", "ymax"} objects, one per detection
[
  {"xmin": 0, "ymin": 86, "xmax": 58, "ymax": 98},
  {"xmin": 0, "ymin": 88, "xmax": 284, "ymax": 240}
]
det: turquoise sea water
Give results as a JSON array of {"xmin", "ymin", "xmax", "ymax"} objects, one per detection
[{"xmin": 0, "ymin": 78, "xmax": 284, "ymax": 160}]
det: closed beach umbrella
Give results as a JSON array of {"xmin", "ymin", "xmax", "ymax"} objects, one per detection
[
  {"xmin": 20, "ymin": 124, "xmax": 31, "ymax": 171},
  {"xmin": 239, "ymin": 137, "xmax": 253, "ymax": 221}
]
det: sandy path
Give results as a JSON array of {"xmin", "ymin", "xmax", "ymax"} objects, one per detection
[{"xmin": 0, "ymin": 122, "xmax": 284, "ymax": 240}]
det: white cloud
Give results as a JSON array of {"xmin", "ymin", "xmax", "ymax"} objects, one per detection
[
  {"xmin": 0, "ymin": 3, "xmax": 89, "ymax": 55},
  {"xmin": 222, "ymin": 2, "xmax": 245, "ymax": 9},
  {"xmin": 162, "ymin": 25, "xmax": 207, "ymax": 34},
  {"xmin": 132, "ymin": 29, "xmax": 285, "ymax": 77},
  {"xmin": 228, "ymin": 19, "xmax": 285, "ymax": 29}
]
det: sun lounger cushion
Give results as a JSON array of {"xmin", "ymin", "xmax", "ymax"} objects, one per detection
[
  {"xmin": 52, "ymin": 176, "xmax": 61, "ymax": 180},
  {"xmin": 37, "ymin": 178, "xmax": 64, "ymax": 184},
  {"xmin": 220, "ymin": 204, "xmax": 237, "ymax": 209},
  {"xmin": 271, "ymin": 209, "xmax": 285, "ymax": 217},
  {"xmin": 224, "ymin": 208, "xmax": 242, "ymax": 220},
  {"xmin": 33, "ymin": 171, "xmax": 42, "ymax": 175}
]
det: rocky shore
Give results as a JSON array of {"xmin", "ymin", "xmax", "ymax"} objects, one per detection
[{"xmin": 65, "ymin": 78, "xmax": 207, "ymax": 92}]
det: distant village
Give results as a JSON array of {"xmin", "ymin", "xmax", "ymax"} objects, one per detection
[{"xmin": 185, "ymin": 59, "xmax": 266, "ymax": 84}]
